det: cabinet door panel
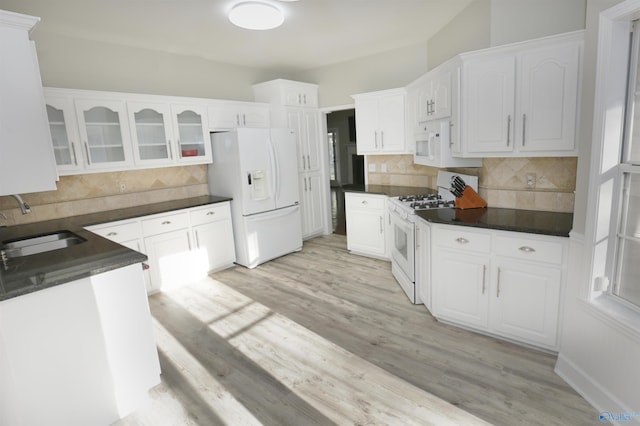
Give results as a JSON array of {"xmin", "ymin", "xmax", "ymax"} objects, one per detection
[
  {"xmin": 44, "ymin": 95, "xmax": 84, "ymax": 173},
  {"xmin": 128, "ymin": 102, "xmax": 174, "ymax": 165},
  {"xmin": 346, "ymin": 209, "xmax": 385, "ymax": 256},
  {"xmin": 355, "ymin": 98, "xmax": 379, "ymax": 153},
  {"xmin": 193, "ymin": 221, "xmax": 236, "ymax": 272},
  {"xmin": 490, "ymin": 261, "xmax": 561, "ymax": 348},
  {"xmin": 303, "ymin": 111, "xmax": 321, "ymax": 171},
  {"xmin": 518, "ymin": 44, "xmax": 579, "ymax": 152},
  {"xmin": 300, "ymin": 173, "xmax": 324, "ymax": 238},
  {"xmin": 378, "ymin": 94, "xmax": 406, "ymax": 152},
  {"xmin": 75, "ymin": 99, "xmax": 133, "ymax": 170},
  {"xmin": 144, "ymin": 230, "xmax": 194, "ymax": 292},
  {"xmin": 463, "ymin": 56, "xmax": 515, "ymax": 154},
  {"xmin": 433, "ymin": 249, "xmax": 489, "ymax": 329}
]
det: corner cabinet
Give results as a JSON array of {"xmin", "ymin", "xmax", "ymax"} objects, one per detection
[
  {"xmin": 352, "ymin": 88, "xmax": 407, "ymax": 155},
  {"xmin": 0, "ymin": 10, "xmax": 58, "ymax": 195},
  {"xmin": 430, "ymin": 223, "xmax": 567, "ymax": 351},
  {"xmin": 457, "ymin": 31, "xmax": 583, "ymax": 157},
  {"xmin": 345, "ymin": 192, "xmax": 388, "ymax": 259}
]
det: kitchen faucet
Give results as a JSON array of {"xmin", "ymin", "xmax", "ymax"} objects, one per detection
[{"xmin": 10, "ymin": 194, "xmax": 31, "ymax": 215}]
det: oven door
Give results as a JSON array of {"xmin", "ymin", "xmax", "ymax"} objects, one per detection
[{"xmin": 389, "ymin": 208, "xmax": 415, "ymax": 282}]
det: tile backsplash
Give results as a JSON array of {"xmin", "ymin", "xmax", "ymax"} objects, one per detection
[
  {"xmin": 0, "ymin": 165, "xmax": 209, "ymax": 226},
  {"xmin": 367, "ymin": 155, "xmax": 576, "ymax": 213}
]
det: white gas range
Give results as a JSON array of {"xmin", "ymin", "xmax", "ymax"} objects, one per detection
[{"xmin": 387, "ymin": 172, "xmax": 478, "ymax": 304}]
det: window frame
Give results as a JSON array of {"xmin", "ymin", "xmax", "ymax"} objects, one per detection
[{"xmin": 586, "ymin": 0, "xmax": 640, "ymax": 335}]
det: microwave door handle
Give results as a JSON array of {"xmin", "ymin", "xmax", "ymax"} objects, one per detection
[{"xmin": 428, "ymin": 132, "xmax": 434, "ymax": 160}]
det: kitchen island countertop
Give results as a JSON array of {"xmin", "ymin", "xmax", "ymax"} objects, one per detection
[{"xmin": 0, "ymin": 195, "xmax": 232, "ymax": 301}]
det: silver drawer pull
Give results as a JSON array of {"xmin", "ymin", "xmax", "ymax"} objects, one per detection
[
  {"xmin": 455, "ymin": 237, "xmax": 469, "ymax": 244},
  {"xmin": 106, "ymin": 232, "xmax": 117, "ymax": 237},
  {"xmin": 161, "ymin": 221, "xmax": 171, "ymax": 225},
  {"xmin": 361, "ymin": 200, "xmax": 368, "ymax": 205},
  {"xmin": 206, "ymin": 211, "xmax": 216, "ymax": 216},
  {"xmin": 519, "ymin": 246, "xmax": 536, "ymax": 253}
]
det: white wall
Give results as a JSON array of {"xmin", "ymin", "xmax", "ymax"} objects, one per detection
[
  {"xmin": 555, "ymin": 0, "xmax": 640, "ymax": 419},
  {"xmin": 427, "ymin": 0, "xmax": 492, "ymax": 69},
  {"xmin": 292, "ymin": 43, "xmax": 429, "ymax": 108},
  {"xmin": 32, "ymin": 32, "xmax": 280, "ymax": 101},
  {"xmin": 490, "ymin": 0, "xmax": 586, "ymax": 47}
]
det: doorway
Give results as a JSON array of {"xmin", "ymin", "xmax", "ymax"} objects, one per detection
[{"xmin": 326, "ymin": 109, "xmax": 364, "ymax": 234}]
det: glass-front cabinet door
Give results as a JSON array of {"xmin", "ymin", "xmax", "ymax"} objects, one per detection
[
  {"xmin": 44, "ymin": 94, "xmax": 84, "ymax": 174},
  {"xmin": 128, "ymin": 102, "xmax": 174, "ymax": 166},
  {"xmin": 75, "ymin": 99, "xmax": 133, "ymax": 170},
  {"xmin": 171, "ymin": 104, "xmax": 211, "ymax": 164}
]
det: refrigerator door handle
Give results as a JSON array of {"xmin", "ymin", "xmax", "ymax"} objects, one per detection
[{"xmin": 267, "ymin": 136, "xmax": 280, "ymax": 201}]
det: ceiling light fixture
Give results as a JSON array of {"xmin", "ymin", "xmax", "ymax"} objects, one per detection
[{"xmin": 228, "ymin": 1, "xmax": 284, "ymax": 30}]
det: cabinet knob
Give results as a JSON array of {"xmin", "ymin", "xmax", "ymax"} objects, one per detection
[
  {"xmin": 161, "ymin": 221, "xmax": 171, "ymax": 225},
  {"xmin": 455, "ymin": 237, "xmax": 469, "ymax": 244},
  {"xmin": 361, "ymin": 200, "xmax": 368, "ymax": 205},
  {"xmin": 206, "ymin": 211, "xmax": 216, "ymax": 216},
  {"xmin": 106, "ymin": 232, "xmax": 118, "ymax": 237},
  {"xmin": 519, "ymin": 246, "xmax": 535, "ymax": 253}
]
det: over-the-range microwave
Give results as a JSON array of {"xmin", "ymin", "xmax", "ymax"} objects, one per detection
[{"xmin": 413, "ymin": 120, "xmax": 482, "ymax": 168}]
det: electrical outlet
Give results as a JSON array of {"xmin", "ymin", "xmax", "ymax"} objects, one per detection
[
  {"xmin": 119, "ymin": 182, "xmax": 126, "ymax": 193},
  {"xmin": 526, "ymin": 174, "xmax": 536, "ymax": 188}
]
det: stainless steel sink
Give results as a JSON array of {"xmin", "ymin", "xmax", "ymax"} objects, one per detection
[{"xmin": 1, "ymin": 231, "xmax": 86, "ymax": 258}]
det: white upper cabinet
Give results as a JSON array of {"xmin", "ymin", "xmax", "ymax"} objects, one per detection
[
  {"xmin": 408, "ymin": 67, "xmax": 452, "ymax": 125},
  {"xmin": 44, "ymin": 88, "xmax": 215, "ymax": 175},
  {"xmin": 207, "ymin": 101, "xmax": 270, "ymax": 130},
  {"xmin": 458, "ymin": 31, "xmax": 582, "ymax": 157},
  {"xmin": 253, "ymin": 79, "xmax": 318, "ymax": 107},
  {"xmin": 44, "ymin": 94, "xmax": 84, "ymax": 173},
  {"xmin": 352, "ymin": 88, "xmax": 407, "ymax": 155},
  {"xmin": 171, "ymin": 104, "xmax": 212, "ymax": 164},
  {"xmin": 0, "ymin": 11, "xmax": 58, "ymax": 195},
  {"xmin": 75, "ymin": 98, "xmax": 133, "ymax": 170},
  {"xmin": 287, "ymin": 108, "xmax": 322, "ymax": 172},
  {"xmin": 127, "ymin": 102, "xmax": 174, "ymax": 166}
]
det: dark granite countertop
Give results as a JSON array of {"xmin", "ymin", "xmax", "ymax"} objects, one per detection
[
  {"xmin": 415, "ymin": 207, "xmax": 573, "ymax": 237},
  {"xmin": 0, "ymin": 195, "xmax": 232, "ymax": 301},
  {"xmin": 342, "ymin": 184, "xmax": 572, "ymax": 237}
]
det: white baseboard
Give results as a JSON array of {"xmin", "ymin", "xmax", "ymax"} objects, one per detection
[{"xmin": 555, "ymin": 354, "xmax": 640, "ymax": 424}]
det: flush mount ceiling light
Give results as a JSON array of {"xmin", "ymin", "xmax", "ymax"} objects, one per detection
[{"xmin": 228, "ymin": 1, "xmax": 284, "ymax": 30}]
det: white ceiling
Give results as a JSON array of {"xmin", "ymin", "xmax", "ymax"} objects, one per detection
[{"xmin": 2, "ymin": 0, "xmax": 474, "ymax": 73}]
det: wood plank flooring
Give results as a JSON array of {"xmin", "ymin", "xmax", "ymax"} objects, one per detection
[{"xmin": 116, "ymin": 234, "xmax": 596, "ymax": 426}]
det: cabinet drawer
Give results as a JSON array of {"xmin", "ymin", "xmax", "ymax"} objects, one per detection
[
  {"xmin": 142, "ymin": 212, "xmax": 190, "ymax": 236},
  {"xmin": 345, "ymin": 194, "xmax": 385, "ymax": 210},
  {"xmin": 87, "ymin": 220, "xmax": 141, "ymax": 243},
  {"xmin": 434, "ymin": 227, "xmax": 491, "ymax": 252},
  {"xmin": 494, "ymin": 235, "xmax": 564, "ymax": 265},
  {"xmin": 189, "ymin": 203, "xmax": 231, "ymax": 226}
]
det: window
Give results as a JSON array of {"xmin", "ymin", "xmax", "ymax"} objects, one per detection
[{"xmin": 612, "ymin": 21, "xmax": 640, "ymax": 309}]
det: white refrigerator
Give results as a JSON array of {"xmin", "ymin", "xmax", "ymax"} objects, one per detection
[{"xmin": 208, "ymin": 128, "xmax": 302, "ymax": 268}]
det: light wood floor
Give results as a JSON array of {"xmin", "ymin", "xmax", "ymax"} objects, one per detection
[{"xmin": 117, "ymin": 234, "xmax": 596, "ymax": 426}]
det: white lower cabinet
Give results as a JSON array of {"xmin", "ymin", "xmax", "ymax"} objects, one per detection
[
  {"xmin": 489, "ymin": 260, "xmax": 561, "ymax": 349},
  {"xmin": 345, "ymin": 193, "xmax": 388, "ymax": 259},
  {"xmin": 86, "ymin": 201, "xmax": 235, "ymax": 294},
  {"xmin": 190, "ymin": 204, "xmax": 236, "ymax": 272},
  {"xmin": 415, "ymin": 221, "xmax": 431, "ymax": 312},
  {"xmin": 299, "ymin": 172, "xmax": 325, "ymax": 239},
  {"xmin": 431, "ymin": 224, "xmax": 566, "ymax": 351},
  {"xmin": 432, "ymin": 227, "xmax": 491, "ymax": 330}
]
